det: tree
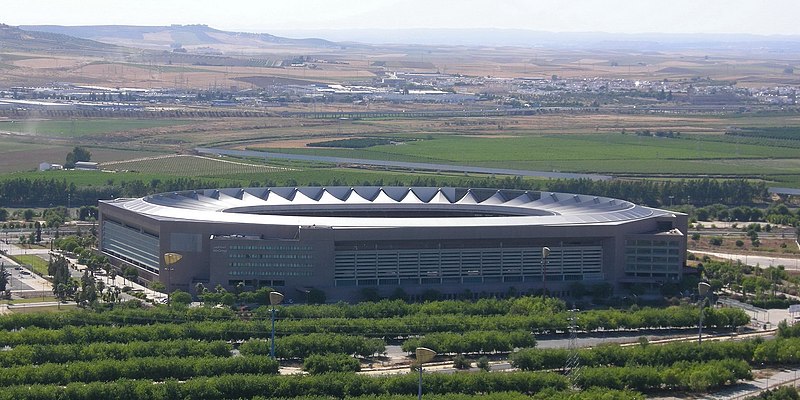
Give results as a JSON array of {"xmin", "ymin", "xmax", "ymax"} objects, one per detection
[
  {"xmin": 170, "ymin": 289, "xmax": 192, "ymax": 307},
  {"xmin": 77, "ymin": 270, "xmax": 98, "ymax": 307},
  {"xmin": 65, "ymin": 146, "xmax": 91, "ymax": 169},
  {"xmin": 78, "ymin": 206, "xmax": 98, "ymax": 221},
  {"xmin": 0, "ymin": 264, "xmax": 8, "ymax": 292},
  {"xmin": 22, "ymin": 209, "xmax": 35, "ymax": 221},
  {"xmin": 122, "ymin": 267, "xmax": 138, "ymax": 284},
  {"xmin": 477, "ymin": 356, "xmax": 491, "ymax": 371},
  {"xmin": 360, "ymin": 287, "xmax": 381, "ymax": 302},
  {"xmin": 453, "ymin": 353, "xmax": 471, "ymax": 369},
  {"xmin": 49, "ymin": 254, "xmax": 74, "ymax": 302},
  {"xmin": 150, "ymin": 281, "xmax": 166, "ymax": 293},
  {"xmin": 389, "ymin": 287, "xmax": 408, "ymax": 301},
  {"xmin": 0, "ymin": 208, "xmax": 8, "ymax": 221},
  {"xmin": 302, "ymin": 353, "xmax": 360, "ymax": 374},
  {"xmin": 307, "ymin": 288, "xmax": 326, "ymax": 304}
]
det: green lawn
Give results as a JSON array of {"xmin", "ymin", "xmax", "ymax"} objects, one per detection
[
  {"xmin": 0, "ymin": 119, "xmax": 197, "ymax": 138},
  {"xmin": 254, "ymin": 133, "xmax": 800, "ymax": 182},
  {"xmin": 0, "ymin": 137, "xmax": 60, "ymax": 153},
  {"xmin": 1, "ymin": 296, "xmax": 57, "ymax": 305},
  {"xmin": 8, "ymin": 304, "xmax": 76, "ymax": 313},
  {"xmin": 11, "ymin": 254, "xmax": 49, "ymax": 277}
]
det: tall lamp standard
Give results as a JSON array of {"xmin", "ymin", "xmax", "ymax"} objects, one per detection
[
  {"xmin": 269, "ymin": 291, "xmax": 284, "ymax": 359},
  {"xmin": 416, "ymin": 347, "xmax": 437, "ymax": 400},
  {"xmin": 698, "ymin": 281, "xmax": 711, "ymax": 344},
  {"xmin": 541, "ymin": 247, "xmax": 551, "ymax": 296},
  {"xmin": 163, "ymin": 252, "xmax": 183, "ymax": 304}
]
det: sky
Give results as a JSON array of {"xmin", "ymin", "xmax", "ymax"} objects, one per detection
[{"xmin": 4, "ymin": 0, "xmax": 800, "ymax": 36}]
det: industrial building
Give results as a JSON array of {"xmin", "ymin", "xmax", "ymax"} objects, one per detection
[{"xmin": 98, "ymin": 186, "xmax": 687, "ymax": 302}]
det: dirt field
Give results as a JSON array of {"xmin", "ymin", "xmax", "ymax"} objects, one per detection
[{"xmin": 4, "ymin": 38, "xmax": 800, "ymax": 89}]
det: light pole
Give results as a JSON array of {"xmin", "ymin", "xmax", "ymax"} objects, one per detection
[
  {"xmin": 416, "ymin": 347, "xmax": 437, "ymax": 400},
  {"xmin": 541, "ymin": 247, "xmax": 551, "ymax": 296},
  {"xmin": 163, "ymin": 252, "xmax": 182, "ymax": 304},
  {"xmin": 698, "ymin": 281, "xmax": 711, "ymax": 344},
  {"xmin": 269, "ymin": 291, "xmax": 284, "ymax": 359}
]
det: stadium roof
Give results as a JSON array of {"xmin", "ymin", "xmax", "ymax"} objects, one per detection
[{"xmin": 101, "ymin": 186, "xmax": 674, "ymax": 228}]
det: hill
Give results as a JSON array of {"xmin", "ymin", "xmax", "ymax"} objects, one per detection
[
  {"xmin": 19, "ymin": 24, "xmax": 338, "ymax": 52},
  {"xmin": 0, "ymin": 24, "xmax": 126, "ymax": 56}
]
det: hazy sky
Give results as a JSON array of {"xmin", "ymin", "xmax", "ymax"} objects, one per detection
[{"xmin": 5, "ymin": 0, "xmax": 800, "ymax": 36}]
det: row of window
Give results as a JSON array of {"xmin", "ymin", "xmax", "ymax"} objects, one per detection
[
  {"xmin": 229, "ymin": 270, "xmax": 313, "ymax": 277},
  {"xmin": 229, "ymin": 262, "xmax": 313, "ymax": 269},
  {"xmin": 335, "ymin": 274, "xmax": 586, "ymax": 287},
  {"xmin": 625, "ymin": 272, "xmax": 680, "ymax": 280},
  {"xmin": 334, "ymin": 247, "xmax": 603, "ymax": 280},
  {"xmin": 101, "ymin": 221, "xmax": 160, "ymax": 272},
  {"xmin": 625, "ymin": 239, "xmax": 680, "ymax": 248},
  {"xmin": 228, "ymin": 253, "xmax": 313, "ymax": 260},
  {"xmin": 625, "ymin": 248, "xmax": 680, "ymax": 255},
  {"xmin": 229, "ymin": 245, "xmax": 312, "ymax": 251},
  {"xmin": 228, "ymin": 279, "xmax": 285, "ymax": 287}
]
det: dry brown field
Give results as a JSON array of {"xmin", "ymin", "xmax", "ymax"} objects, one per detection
[{"xmin": 5, "ymin": 39, "xmax": 800, "ymax": 89}]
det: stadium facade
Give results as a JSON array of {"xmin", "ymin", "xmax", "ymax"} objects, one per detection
[{"xmin": 98, "ymin": 187, "xmax": 687, "ymax": 302}]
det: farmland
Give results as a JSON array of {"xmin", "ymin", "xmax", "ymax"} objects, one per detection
[
  {"xmin": 101, "ymin": 155, "xmax": 293, "ymax": 176},
  {"xmin": 0, "ymin": 136, "xmax": 165, "ymax": 173},
  {"xmin": 0, "ymin": 119, "xmax": 196, "ymax": 138},
  {"xmin": 251, "ymin": 132, "xmax": 800, "ymax": 183}
]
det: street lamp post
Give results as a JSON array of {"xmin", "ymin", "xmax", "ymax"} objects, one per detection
[
  {"xmin": 269, "ymin": 291, "xmax": 284, "ymax": 359},
  {"xmin": 416, "ymin": 347, "xmax": 437, "ymax": 400},
  {"xmin": 163, "ymin": 252, "xmax": 183, "ymax": 304},
  {"xmin": 698, "ymin": 281, "xmax": 711, "ymax": 344},
  {"xmin": 541, "ymin": 247, "xmax": 551, "ymax": 296}
]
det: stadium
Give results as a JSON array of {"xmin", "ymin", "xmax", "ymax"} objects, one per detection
[{"xmin": 98, "ymin": 186, "xmax": 688, "ymax": 302}]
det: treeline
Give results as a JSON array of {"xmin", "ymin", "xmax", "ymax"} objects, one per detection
[
  {"xmin": 0, "ymin": 372, "xmax": 569, "ymax": 400},
  {"xmin": 306, "ymin": 137, "xmax": 401, "ymax": 148},
  {"xmin": 511, "ymin": 339, "xmax": 754, "ymax": 371},
  {"xmin": 239, "ymin": 334, "xmax": 385, "ymax": 359},
  {"xmin": 0, "ymin": 305, "xmax": 237, "ymax": 330},
  {"xmin": 747, "ymin": 387, "xmax": 800, "ymax": 400},
  {"xmin": 266, "ymin": 305, "xmax": 749, "ymax": 335},
  {"xmin": 691, "ymin": 203, "xmax": 799, "ymax": 226},
  {"xmin": 0, "ymin": 177, "xmax": 240, "ymax": 208},
  {"xmin": 0, "ymin": 365, "xmax": 746, "ymax": 400},
  {"xmin": 401, "ymin": 331, "xmax": 535, "ymax": 354},
  {"xmin": 0, "ymin": 306, "xmax": 749, "ymax": 344},
  {"xmin": 726, "ymin": 127, "xmax": 800, "ymax": 141},
  {"xmin": 277, "ymin": 296, "xmax": 565, "ymax": 319},
  {"xmin": 251, "ymin": 391, "xmax": 644, "ymax": 400},
  {"xmin": 576, "ymin": 359, "xmax": 751, "ymax": 393},
  {"xmin": 511, "ymin": 336, "xmax": 800, "ymax": 371},
  {"xmin": 0, "ymin": 355, "xmax": 278, "ymax": 386},
  {"xmin": 0, "ymin": 339, "xmax": 231, "ymax": 366},
  {"xmin": 0, "ymin": 300, "xmax": 749, "ymax": 335},
  {"xmin": 0, "ymin": 175, "xmax": 769, "ymax": 208}
]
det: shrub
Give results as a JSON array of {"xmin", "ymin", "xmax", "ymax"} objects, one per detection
[
  {"xmin": 477, "ymin": 356, "xmax": 491, "ymax": 371},
  {"xmin": 453, "ymin": 354, "xmax": 471, "ymax": 369},
  {"xmin": 302, "ymin": 353, "xmax": 361, "ymax": 374}
]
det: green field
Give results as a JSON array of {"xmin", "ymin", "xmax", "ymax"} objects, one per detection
[
  {"xmin": 253, "ymin": 133, "xmax": 800, "ymax": 183},
  {"xmin": 102, "ymin": 155, "xmax": 291, "ymax": 176},
  {"xmin": 0, "ymin": 137, "xmax": 166, "ymax": 173},
  {"xmin": 0, "ymin": 119, "xmax": 196, "ymax": 138},
  {"xmin": 11, "ymin": 255, "xmax": 49, "ymax": 277}
]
